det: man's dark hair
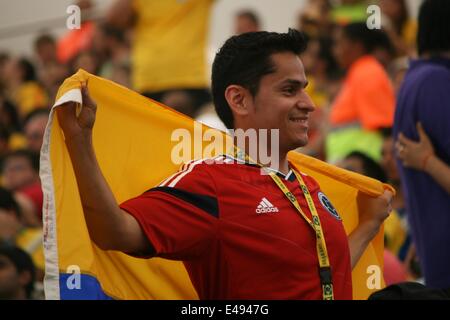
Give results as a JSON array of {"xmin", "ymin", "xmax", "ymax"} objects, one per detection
[
  {"xmin": 212, "ymin": 29, "xmax": 307, "ymax": 129},
  {"xmin": 0, "ymin": 245, "xmax": 36, "ymax": 299},
  {"xmin": 236, "ymin": 10, "xmax": 260, "ymax": 27},
  {"xmin": 417, "ymin": 0, "xmax": 450, "ymax": 56},
  {"xmin": 345, "ymin": 151, "xmax": 387, "ymax": 183},
  {"xmin": 342, "ymin": 22, "xmax": 392, "ymax": 54},
  {"xmin": 1, "ymin": 149, "xmax": 40, "ymax": 173},
  {"xmin": 0, "ymin": 187, "xmax": 21, "ymax": 219}
]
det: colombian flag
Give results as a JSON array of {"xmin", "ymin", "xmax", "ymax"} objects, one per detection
[{"xmin": 41, "ymin": 70, "xmax": 392, "ymax": 300}]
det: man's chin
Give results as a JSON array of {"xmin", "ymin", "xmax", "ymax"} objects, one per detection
[{"xmin": 288, "ymin": 137, "xmax": 309, "ymax": 151}]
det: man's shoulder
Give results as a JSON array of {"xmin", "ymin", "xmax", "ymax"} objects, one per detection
[{"xmin": 158, "ymin": 155, "xmax": 239, "ymax": 189}]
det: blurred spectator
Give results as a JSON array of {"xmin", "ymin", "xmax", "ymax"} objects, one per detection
[
  {"xmin": 234, "ymin": 10, "xmax": 261, "ymax": 35},
  {"xmin": 0, "ymin": 98, "xmax": 26, "ymax": 151},
  {"xmin": 23, "ymin": 109, "xmax": 49, "ymax": 154},
  {"xmin": 0, "ymin": 245, "xmax": 36, "ymax": 300},
  {"xmin": 71, "ymin": 51, "xmax": 99, "ymax": 75},
  {"xmin": 38, "ymin": 61, "xmax": 70, "ymax": 103},
  {"xmin": 161, "ymin": 90, "xmax": 197, "ymax": 119},
  {"xmin": 0, "ymin": 128, "xmax": 9, "ymax": 159},
  {"xmin": 297, "ymin": 0, "xmax": 333, "ymax": 38},
  {"xmin": 33, "ymin": 33, "xmax": 70, "ymax": 101},
  {"xmin": 34, "ymin": 34, "xmax": 58, "ymax": 66},
  {"xmin": 327, "ymin": 23, "xmax": 395, "ymax": 163},
  {"xmin": 379, "ymin": 0, "xmax": 417, "ymax": 57},
  {"xmin": 95, "ymin": 24, "xmax": 130, "ymax": 85},
  {"xmin": 299, "ymin": 35, "xmax": 342, "ymax": 159},
  {"xmin": 33, "ymin": 34, "xmax": 59, "ymax": 77},
  {"xmin": 0, "ymin": 53, "xmax": 10, "ymax": 93},
  {"xmin": 393, "ymin": 0, "xmax": 450, "ymax": 290},
  {"xmin": 1, "ymin": 150, "xmax": 39, "ymax": 192},
  {"xmin": 107, "ymin": 0, "xmax": 214, "ymax": 115},
  {"xmin": 57, "ymin": 0, "xmax": 96, "ymax": 64},
  {"xmin": 389, "ymin": 56, "xmax": 408, "ymax": 95},
  {"xmin": 380, "ymin": 128, "xmax": 412, "ymax": 263},
  {"xmin": 1, "ymin": 150, "xmax": 43, "ymax": 224},
  {"xmin": 0, "ymin": 188, "xmax": 43, "ymax": 280},
  {"xmin": 340, "ymin": 151, "xmax": 387, "ymax": 181},
  {"xmin": 382, "ymin": 250, "xmax": 409, "ymax": 286},
  {"xmin": 371, "ymin": 28, "xmax": 396, "ymax": 70},
  {"xmin": 331, "ymin": 0, "xmax": 368, "ymax": 25},
  {"xmin": 2, "ymin": 57, "xmax": 48, "ymax": 117}
]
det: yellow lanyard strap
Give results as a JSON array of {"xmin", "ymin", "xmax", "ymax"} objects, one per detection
[
  {"xmin": 231, "ymin": 147, "xmax": 334, "ymax": 300},
  {"xmin": 267, "ymin": 169, "xmax": 334, "ymax": 300}
]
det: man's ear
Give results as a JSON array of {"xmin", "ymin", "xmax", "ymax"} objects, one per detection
[{"xmin": 224, "ymin": 85, "xmax": 250, "ymax": 117}]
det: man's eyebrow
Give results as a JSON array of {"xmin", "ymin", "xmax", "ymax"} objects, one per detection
[{"xmin": 279, "ymin": 79, "xmax": 309, "ymax": 88}]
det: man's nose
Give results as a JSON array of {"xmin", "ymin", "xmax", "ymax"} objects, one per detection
[{"xmin": 297, "ymin": 93, "xmax": 316, "ymax": 112}]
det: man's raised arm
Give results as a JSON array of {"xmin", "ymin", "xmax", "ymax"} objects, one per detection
[{"xmin": 56, "ymin": 84, "xmax": 153, "ymax": 255}]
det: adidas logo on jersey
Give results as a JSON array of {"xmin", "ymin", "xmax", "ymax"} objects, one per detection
[{"xmin": 256, "ymin": 198, "xmax": 279, "ymax": 214}]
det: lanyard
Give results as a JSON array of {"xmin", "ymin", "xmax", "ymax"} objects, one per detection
[{"xmin": 231, "ymin": 147, "xmax": 334, "ymax": 300}]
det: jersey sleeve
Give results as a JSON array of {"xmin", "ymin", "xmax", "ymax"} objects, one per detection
[{"xmin": 120, "ymin": 160, "xmax": 218, "ymax": 260}]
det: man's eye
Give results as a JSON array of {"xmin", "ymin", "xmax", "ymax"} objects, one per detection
[{"xmin": 283, "ymin": 87, "xmax": 295, "ymax": 95}]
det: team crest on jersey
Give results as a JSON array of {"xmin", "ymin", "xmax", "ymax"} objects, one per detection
[{"xmin": 318, "ymin": 192, "xmax": 341, "ymax": 220}]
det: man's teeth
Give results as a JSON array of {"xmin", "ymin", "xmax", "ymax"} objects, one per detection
[{"xmin": 290, "ymin": 118, "xmax": 307, "ymax": 123}]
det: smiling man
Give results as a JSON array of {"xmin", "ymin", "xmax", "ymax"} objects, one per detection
[{"xmin": 57, "ymin": 29, "xmax": 392, "ymax": 300}]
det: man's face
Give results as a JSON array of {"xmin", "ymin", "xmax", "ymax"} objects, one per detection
[
  {"xmin": 0, "ymin": 255, "xmax": 21, "ymax": 299},
  {"xmin": 245, "ymin": 52, "xmax": 315, "ymax": 153}
]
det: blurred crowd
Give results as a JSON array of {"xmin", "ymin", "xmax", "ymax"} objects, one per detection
[{"xmin": 0, "ymin": 0, "xmax": 445, "ymax": 299}]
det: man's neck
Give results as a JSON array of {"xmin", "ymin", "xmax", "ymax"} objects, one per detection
[{"xmin": 234, "ymin": 142, "xmax": 290, "ymax": 175}]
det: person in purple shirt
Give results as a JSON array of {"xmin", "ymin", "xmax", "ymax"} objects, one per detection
[{"xmin": 393, "ymin": 0, "xmax": 450, "ymax": 290}]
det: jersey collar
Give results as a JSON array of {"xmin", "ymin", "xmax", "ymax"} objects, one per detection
[{"xmin": 223, "ymin": 154, "xmax": 295, "ymax": 182}]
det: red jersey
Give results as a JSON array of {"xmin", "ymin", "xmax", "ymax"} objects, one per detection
[{"xmin": 120, "ymin": 155, "xmax": 352, "ymax": 299}]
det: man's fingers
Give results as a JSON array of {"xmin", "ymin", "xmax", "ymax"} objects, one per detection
[
  {"xmin": 383, "ymin": 189, "xmax": 393, "ymax": 203},
  {"xmin": 81, "ymin": 81, "xmax": 97, "ymax": 109},
  {"xmin": 56, "ymin": 102, "xmax": 78, "ymax": 128}
]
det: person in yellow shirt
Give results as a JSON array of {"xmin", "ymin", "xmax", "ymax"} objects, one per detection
[
  {"xmin": 2, "ymin": 58, "xmax": 48, "ymax": 117},
  {"xmin": 107, "ymin": 0, "xmax": 215, "ymax": 116},
  {"xmin": 380, "ymin": 0, "xmax": 417, "ymax": 57}
]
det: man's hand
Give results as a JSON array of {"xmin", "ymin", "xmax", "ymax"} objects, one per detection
[
  {"xmin": 357, "ymin": 189, "xmax": 393, "ymax": 233},
  {"xmin": 349, "ymin": 189, "xmax": 393, "ymax": 269},
  {"xmin": 56, "ymin": 83, "xmax": 97, "ymax": 142}
]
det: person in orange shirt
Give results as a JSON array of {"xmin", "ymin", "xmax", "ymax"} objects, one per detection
[
  {"xmin": 327, "ymin": 23, "xmax": 395, "ymax": 163},
  {"xmin": 57, "ymin": 0, "xmax": 96, "ymax": 64}
]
